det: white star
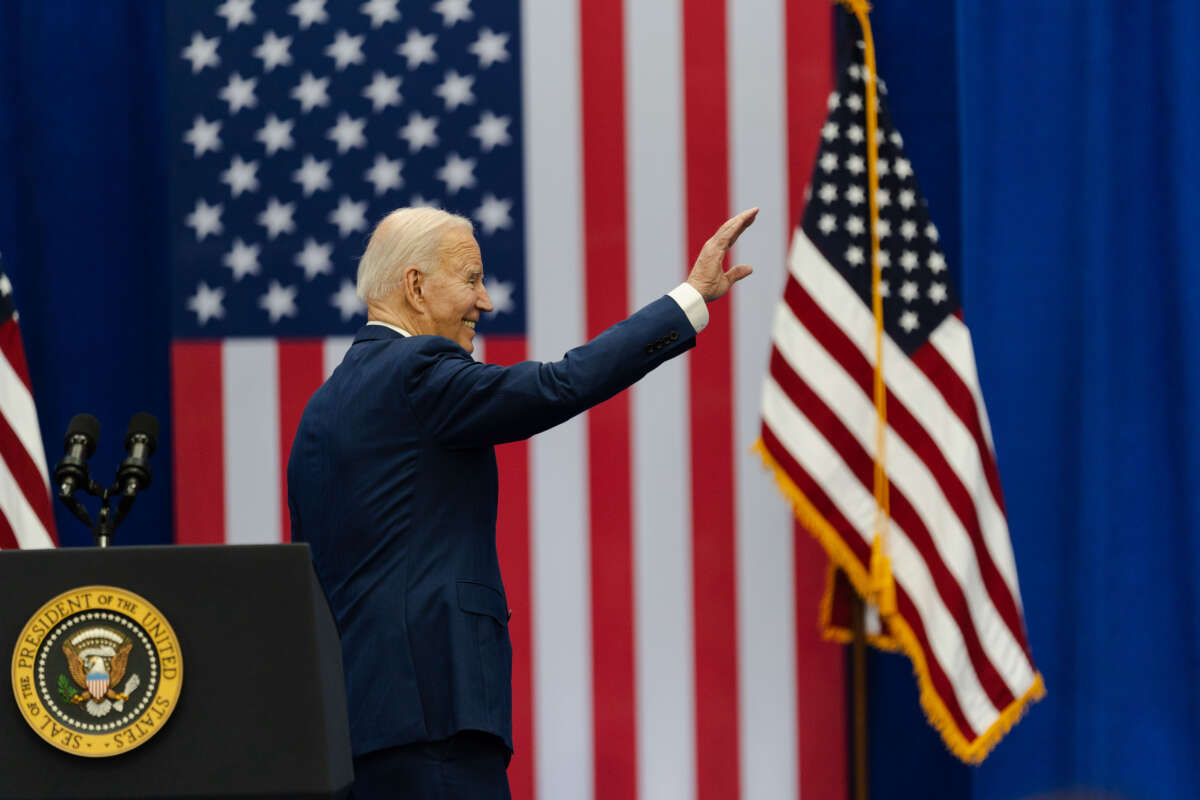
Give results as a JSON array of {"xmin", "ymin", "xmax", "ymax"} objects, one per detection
[
  {"xmin": 876, "ymin": 188, "xmax": 891, "ymax": 208},
  {"xmin": 325, "ymin": 30, "xmax": 365, "ymax": 70},
  {"xmin": 877, "ymin": 249, "xmax": 891, "ymax": 268},
  {"xmin": 363, "ymin": 71, "xmax": 402, "ymax": 112},
  {"xmin": 847, "ymin": 125, "xmax": 864, "ymax": 144},
  {"xmin": 434, "ymin": 70, "xmax": 475, "ymax": 110},
  {"xmin": 220, "ymin": 155, "xmax": 260, "ymax": 197},
  {"xmin": 898, "ymin": 189, "xmax": 916, "ymax": 209},
  {"xmin": 894, "ymin": 158, "xmax": 913, "ymax": 179},
  {"xmin": 291, "ymin": 72, "xmax": 330, "ymax": 113},
  {"xmin": 327, "ymin": 113, "xmax": 367, "ymax": 154},
  {"xmin": 433, "ymin": 0, "xmax": 473, "ymax": 26},
  {"xmin": 900, "ymin": 220, "xmax": 918, "ymax": 240},
  {"xmin": 216, "ymin": 0, "xmax": 255, "ymax": 30},
  {"xmin": 898, "ymin": 310, "xmax": 919, "ymax": 333},
  {"xmin": 259, "ymin": 280, "xmax": 298, "ymax": 324},
  {"xmin": 845, "ymin": 216, "xmax": 865, "ymax": 236},
  {"xmin": 436, "ymin": 153, "xmax": 476, "ymax": 194},
  {"xmin": 399, "ymin": 111, "xmax": 439, "ymax": 152},
  {"xmin": 846, "ymin": 155, "xmax": 865, "ymax": 175},
  {"xmin": 890, "ymin": 131, "xmax": 904, "ymax": 148},
  {"xmin": 364, "ymin": 153, "xmax": 403, "ymax": 195},
  {"xmin": 845, "ymin": 185, "xmax": 865, "ymax": 206},
  {"xmin": 899, "ymin": 250, "xmax": 918, "ymax": 271},
  {"xmin": 254, "ymin": 31, "xmax": 292, "ymax": 72},
  {"xmin": 293, "ymin": 154, "xmax": 333, "ymax": 196},
  {"xmin": 294, "ymin": 238, "xmax": 333, "ymax": 279},
  {"xmin": 846, "ymin": 93, "xmax": 863, "ymax": 112},
  {"xmin": 877, "ymin": 279, "xmax": 890, "ymax": 298},
  {"xmin": 847, "ymin": 64, "xmax": 861, "ymax": 80},
  {"xmin": 928, "ymin": 252, "xmax": 947, "ymax": 273},
  {"xmin": 827, "ymin": 91, "xmax": 840, "ymax": 110},
  {"xmin": 469, "ymin": 28, "xmax": 509, "ymax": 68},
  {"xmin": 331, "ymin": 279, "xmax": 365, "ymax": 321},
  {"xmin": 329, "ymin": 195, "xmax": 368, "ymax": 237},
  {"xmin": 925, "ymin": 223, "xmax": 939, "ymax": 242},
  {"xmin": 928, "ymin": 282, "xmax": 948, "ymax": 304},
  {"xmin": 258, "ymin": 197, "xmax": 296, "ymax": 239},
  {"xmin": 819, "ymin": 152, "xmax": 838, "ymax": 173},
  {"xmin": 877, "ymin": 159, "xmax": 890, "ymax": 176},
  {"xmin": 821, "ymin": 122, "xmax": 838, "ymax": 141},
  {"xmin": 845, "ymin": 246, "xmax": 865, "ymax": 266},
  {"xmin": 360, "ymin": 0, "xmax": 400, "ymax": 28},
  {"xmin": 181, "ymin": 32, "xmax": 220, "ymax": 73},
  {"xmin": 473, "ymin": 194, "xmax": 512, "ymax": 235},
  {"xmin": 218, "ymin": 72, "xmax": 257, "ymax": 114},
  {"xmin": 817, "ymin": 214, "xmax": 837, "ymax": 235},
  {"xmin": 290, "ymin": 0, "xmax": 328, "ymax": 29},
  {"xmin": 818, "ymin": 183, "xmax": 837, "ymax": 204},
  {"xmin": 875, "ymin": 219, "xmax": 891, "ymax": 239},
  {"xmin": 187, "ymin": 282, "xmax": 225, "ymax": 325},
  {"xmin": 185, "ymin": 199, "xmax": 223, "ymax": 241},
  {"xmin": 483, "ymin": 277, "xmax": 515, "ymax": 316},
  {"xmin": 900, "ymin": 280, "xmax": 919, "ymax": 303},
  {"xmin": 409, "ymin": 194, "xmax": 439, "ymax": 209},
  {"xmin": 0, "ymin": 275, "xmax": 10, "ymax": 296},
  {"xmin": 223, "ymin": 238, "xmax": 260, "ymax": 280},
  {"xmin": 256, "ymin": 114, "xmax": 294, "ymax": 156},
  {"xmin": 183, "ymin": 116, "xmax": 222, "ymax": 157},
  {"xmin": 470, "ymin": 110, "xmax": 511, "ymax": 151},
  {"xmin": 398, "ymin": 29, "xmax": 437, "ymax": 69}
]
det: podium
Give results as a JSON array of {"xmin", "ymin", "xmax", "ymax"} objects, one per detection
[{"xmin": 0, "ymin": 544, "xmax": 353, "ymax": 800}]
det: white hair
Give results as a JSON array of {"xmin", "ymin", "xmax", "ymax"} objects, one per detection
[{"xmin": 356, "ymin": 207, "xmax": 474, "ymax": 302}]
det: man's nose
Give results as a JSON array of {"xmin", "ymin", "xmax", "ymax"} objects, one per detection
[{"xmin": 477, "ymin": 283, "xmax": 494, "ymax": 312}]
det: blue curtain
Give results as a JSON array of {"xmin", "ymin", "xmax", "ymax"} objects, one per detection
[{"xmin": 1, "ymin": 1, "xmax": 1197, "ymax": 796}]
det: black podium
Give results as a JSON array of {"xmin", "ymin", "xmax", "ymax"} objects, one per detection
[{"xmin": 0, "ymin": 544, "xmax": 353, "ymax": 799}]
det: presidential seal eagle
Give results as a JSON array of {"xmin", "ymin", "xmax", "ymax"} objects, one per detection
[{"xmin": 61, "ymin": 627, "xmax": 141, "ymax": 717}]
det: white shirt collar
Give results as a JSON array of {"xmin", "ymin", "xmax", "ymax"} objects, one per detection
[{"xmin": 365, "ymin": 320, "xmax": 412, "ymax": 337}]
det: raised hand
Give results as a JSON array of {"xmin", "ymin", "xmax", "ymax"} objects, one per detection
[{"xmin": 685, "ymin": 207, "xmax": 758, "ymax": 302}]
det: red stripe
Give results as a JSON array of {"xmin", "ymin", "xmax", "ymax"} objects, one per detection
[
  {"xmin": 784, "ymin": 3, "xmax": 844, "ymax": 796},
  {"xmin": 277, "ymin": 340, "xmax": 325, "ymax": 543},
  {"xmin": 578, "ymin": 2, "xmax": 637, "ymax": 796},
  {"xmin": 0, "ymin": 318, "xmax": 35, "ymax": 394},
  {"xmin": 760, "ymin": 425, "xmax": 977, "ymax": 739},
  {"xmin": 0, "ymin": 411, "xmax": 56, "ymax": 540},
  {"xmin": 683, "ymin": 2, "xmax": 741, "ymax": 798},
  {"xmin": 768, "ymin": 347, "xmax": 1015, "ymax": 712},
  {"xmin": 786, "ymin": 279, "xmax": 1032, "ymax": 658},
  {"xmin": 170, "ymin": 341, "xmax": 225, "ymax": 544},
  {"xmin": 484, "ymin": 335, "xmax": 535, "ymax": 800},
  {"xmin": 0, "ymin": 509, "xmax": 18, "ymax": 549}
]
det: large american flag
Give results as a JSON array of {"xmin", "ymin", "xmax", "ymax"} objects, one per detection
[
  {"xmin": 0, "ymin": 256, "xmax": 56, "ymax": 550},
  {"xmin": 758, "ymin": 27, "xmax": 1044, "ymax": 761},
  {"xmin": 167, "ymin": 1, "xmax": 847, "ymax": 798}
]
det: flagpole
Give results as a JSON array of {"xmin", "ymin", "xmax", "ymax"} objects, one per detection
[{"xmin": 851, "ymin": 593, "xmax": 869, "ymax": 800}]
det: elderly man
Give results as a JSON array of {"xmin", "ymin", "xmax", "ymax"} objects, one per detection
[{"xmin": 288, "ymin": 205, "xmax": 757, "ymax": 799}]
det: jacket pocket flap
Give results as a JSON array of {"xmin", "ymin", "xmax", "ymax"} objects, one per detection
[{"xmin": 457, "ymin": 580, "xmax": 507, "ymax": 625}]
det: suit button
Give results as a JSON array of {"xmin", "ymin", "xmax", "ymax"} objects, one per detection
[{"xmin": 669, "ymin": 330, "xmax": 679, "ymax": 341}]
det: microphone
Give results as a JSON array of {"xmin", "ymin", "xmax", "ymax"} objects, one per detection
[
  {"xmin": 116, "ymin": 413, "xmax": 159, "ymax": 496},
  {"xmin": 53, "ymin": 414, "xmax": 100, "ymax": 498}
]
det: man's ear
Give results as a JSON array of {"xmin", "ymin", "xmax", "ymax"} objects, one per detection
[{"xmin": 403, "ymin": 266, "xmax": 424, "ymax": 309}]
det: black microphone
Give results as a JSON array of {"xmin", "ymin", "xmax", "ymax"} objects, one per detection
[
  {"xmin": 116, "ymin": 412, "xmax": 159, "ymax": 495},
  {"xmin": 53, "ymin": 414, "xmax": 100, "ymax": 498}
]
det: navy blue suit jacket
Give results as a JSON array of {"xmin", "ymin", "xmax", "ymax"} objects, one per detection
[{"xmin": 287, "ymin": 294, "xmax": 695, "ymax": 757}]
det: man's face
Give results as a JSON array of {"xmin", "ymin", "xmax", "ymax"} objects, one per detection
[{"xmin": 421, "ymin": 228, "xmax": 492, "ymax": 353}]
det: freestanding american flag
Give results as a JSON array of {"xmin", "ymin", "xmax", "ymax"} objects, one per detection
[
  {"xmin": 167, "ymin": 1, "xmax": 848, "ymax": 798},
  {"xmin": 0, "ymin": 255, "xmax": 56, "ymax": 550},
  {"xmin": 756, "ymin": 22, "xmax": 1044, "ymax": 762}
]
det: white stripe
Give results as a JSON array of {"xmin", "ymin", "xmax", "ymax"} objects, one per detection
[
  {"xmin": 323, "ymin": 336, "xmax": 354, "ymax": 381},
  {"xmin": 761, "ymin": 377, "xmax": 998, "ymax": 733},
  {"xmin": 0, "ymin": 352, "xmax": 50, "ymax": 481},
  {"xmin": 0, "ymin": 452, "xmax": 53, "ymax": 548},
  {"xmin": 728, "ymin": 0, "xmax": 799, "ymax": 797},
  {"xmin": 789, "ymin": 230, "xmax": 1023, "ymax": 604},
  {"xmin": 772, "ymin": 301, "xmax": 1034, "ymax": 698},
  {"xmin": 523, "ymin": 0, "xmax": 593, "ymax": 795},
  {"xmin": 626, "ymin": 1, "xmax": 697, "ymax": 797},
  {"xmin": 932, "ymin": 316, "xmax": 997, "ymax": 454},
  {"xmin": 222, "ymin": 339, "xmax": 281, "ymax": 545}
]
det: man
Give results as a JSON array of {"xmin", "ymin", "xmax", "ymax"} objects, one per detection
[{"xmin": 288, "ymin": 205, "xmax": 757, "ymax": 798}]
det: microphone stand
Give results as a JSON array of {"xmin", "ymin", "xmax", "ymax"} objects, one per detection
[{"xmin": 56, "ymin": 478, "xmax": 143, "ymax": 548}]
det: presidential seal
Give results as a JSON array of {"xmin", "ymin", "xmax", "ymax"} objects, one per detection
[{"xmin": 10, "ymin": 585, "xmax": 183, "ymax": 757}]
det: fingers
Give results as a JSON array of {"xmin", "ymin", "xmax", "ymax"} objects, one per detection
[
  {"xmin": 725, "ymin": 264, "xmax": 753, "ymax": 284},
  {"xmin": 711, "ymin": 207, "xmax": 759, "ymax": 251}
]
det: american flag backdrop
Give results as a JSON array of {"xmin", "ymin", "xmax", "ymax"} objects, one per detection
[
  {"xmin": 167, "ymin": 1, "xmax": 846, "ymax": 798},
  {"xmin": 757, "ymin": 21, "xmax": 1044, "ymax": 762},
  {"xmin": 0, "ymin": 256, "xmax": 56, "ymax": 550}
]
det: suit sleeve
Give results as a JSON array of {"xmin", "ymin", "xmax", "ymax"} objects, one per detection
[{"xmin": 401, "ymin": 295, "xmax": 696, "ymax": 448}]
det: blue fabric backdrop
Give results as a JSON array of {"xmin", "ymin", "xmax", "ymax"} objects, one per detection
[{"xmin": 1, "ymin": 1, "xmax": 1197, "ymax": 796}]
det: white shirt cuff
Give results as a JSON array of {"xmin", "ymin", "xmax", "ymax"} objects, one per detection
[{"xmin": 667, "ymin": 282, "xmax": 708, "ymax": 334}]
